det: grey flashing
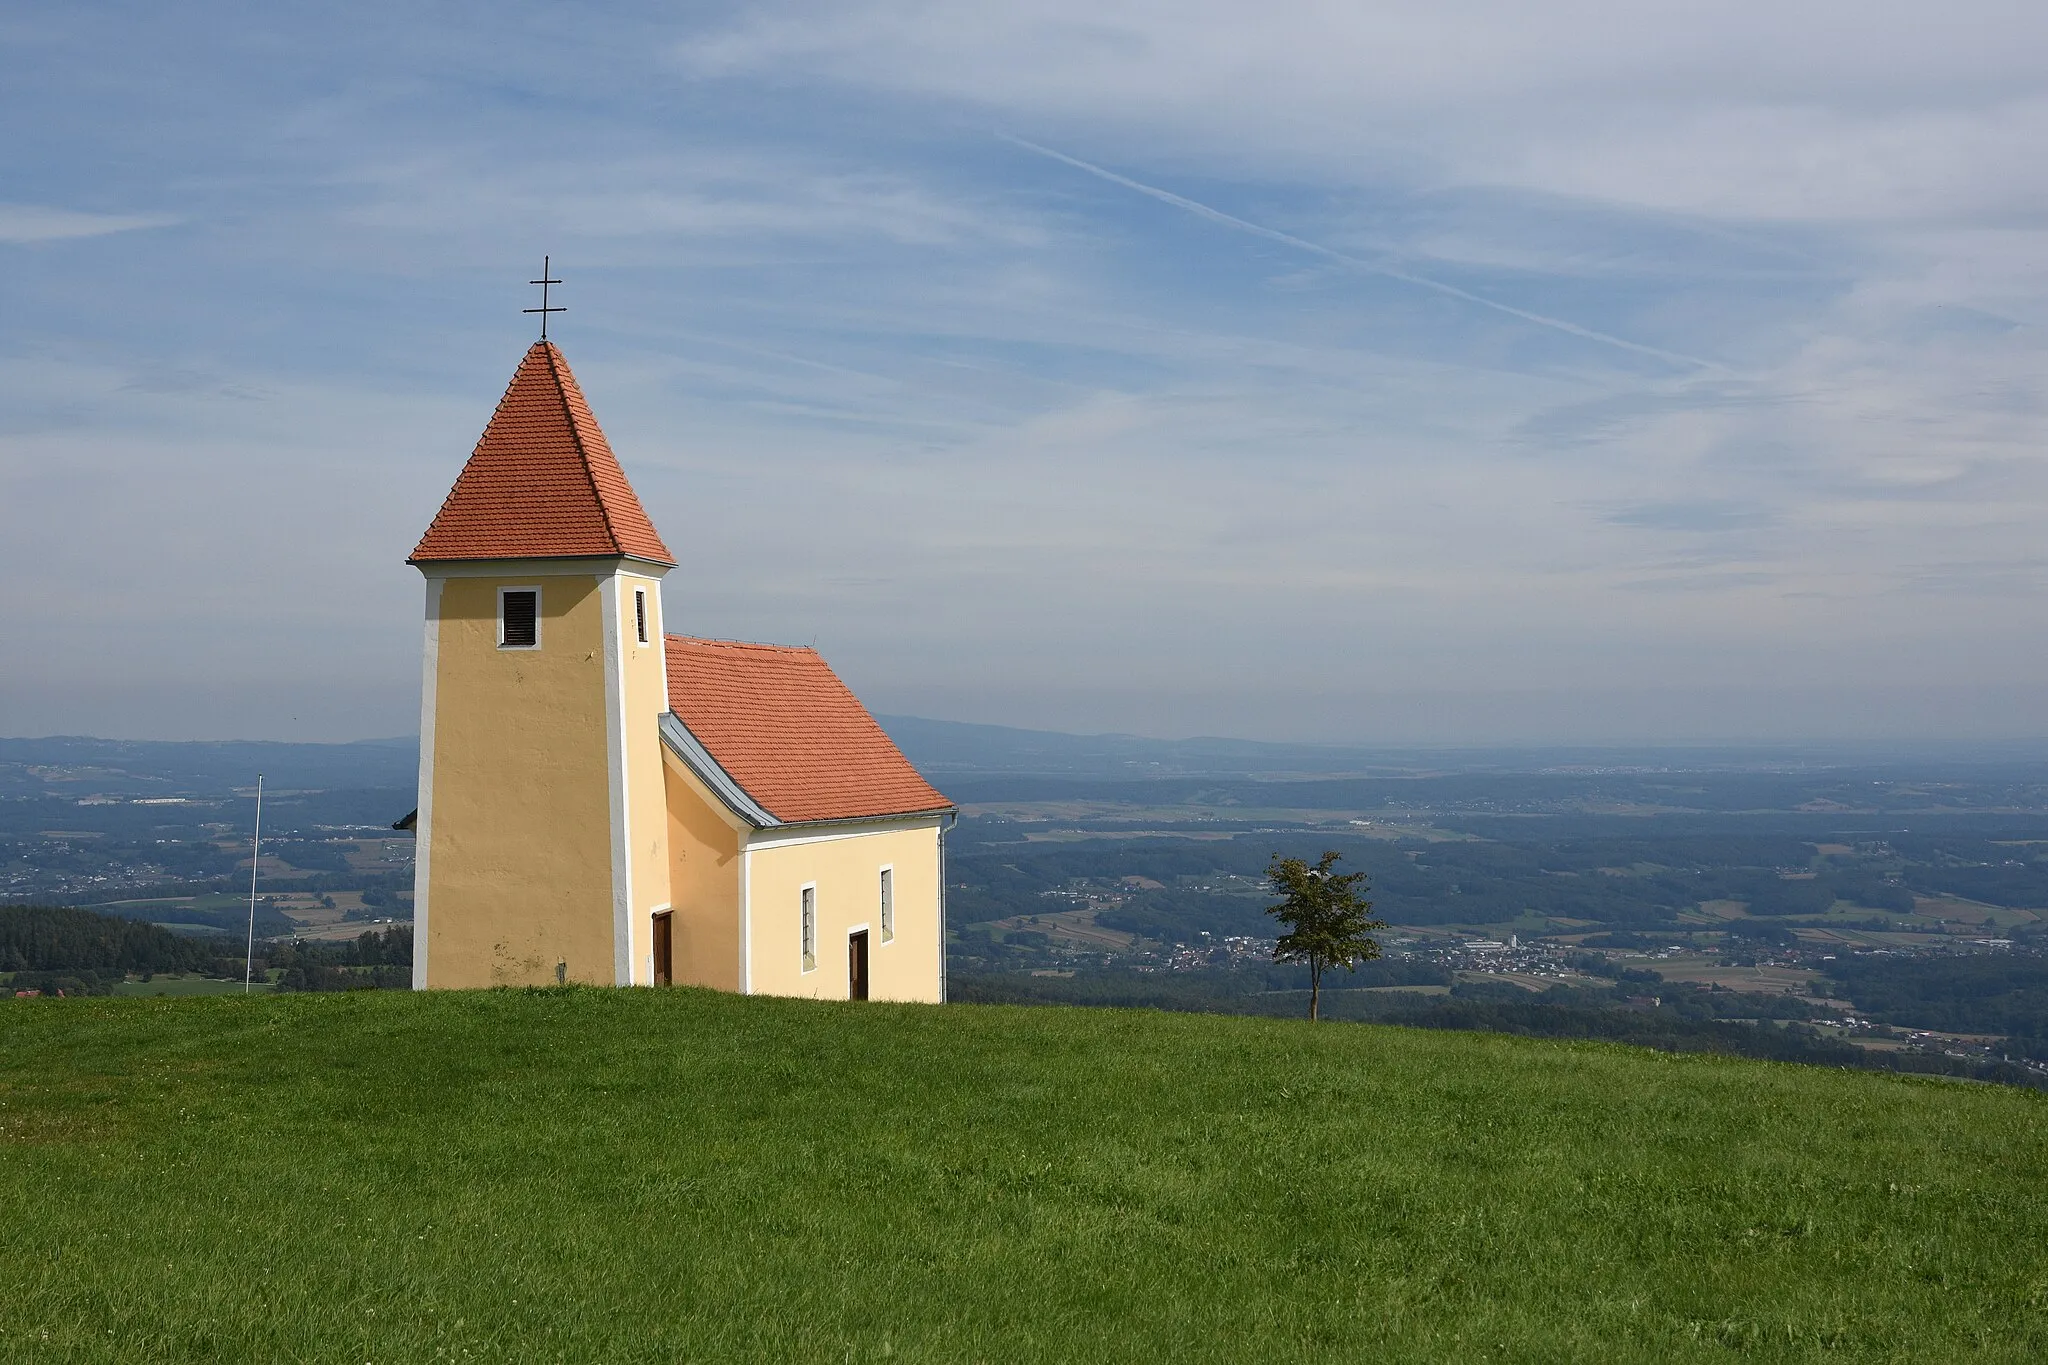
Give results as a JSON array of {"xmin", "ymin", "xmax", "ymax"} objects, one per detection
[{"xmin": 658, "ymin": 711, "xmax": 781, "ymax": 828}]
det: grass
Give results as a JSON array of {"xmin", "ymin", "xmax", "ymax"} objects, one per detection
[
  {"xmin": 4, "ymin": 989, "xmax": 2048, "ymax": 1363},
  {"xmin": 106, "ymin": 974, "xmax": 273, "ymax": 998}
]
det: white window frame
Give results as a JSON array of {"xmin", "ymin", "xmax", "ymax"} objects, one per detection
[
  {"xmin": 633, "ymin": 586, "xmax": 650, "ymax": 647},
  {"xmin": 879, "ymin": 865, "xmax": 894, "ymax": 943},
  {"xmin": 800, "ymin": 882, "xmax": 817, "ymax": 973},
  {"xmin": 497, "ymin": 585, "xmax": 542, "ymax": 651}
]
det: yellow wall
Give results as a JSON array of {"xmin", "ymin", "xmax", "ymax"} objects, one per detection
[
  {"xmin": 424, "ymin": 572, "xmax": 617, "ymax": 988},
  {"xmin": 618, "ymin": 572, "xmax": 674, "ymax": 983},
  {"xmin": 744, "ymin": 821, "xmax": 943, "ymax": 1003},
  {"xmin": 660, "ymin": 747, "xmax": 744, "ymax": 990},
  {"xmin": 420, "ymin": 558, "xmax": 944, "ymax": 1002}
]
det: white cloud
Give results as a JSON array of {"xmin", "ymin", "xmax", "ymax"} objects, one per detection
[
  {"xmin": 679, "ymin": 0, "xmax": 2048, "ymax": 221},
  {"xmin": 9, "ymin": 0, "xmax": 2048, "ymax": 741},
  {"xmin": 0, "ymin": 204, "xmax": 177, "ymax": 243},
  {"xmin": 332, "ymin": 150, "xmax": 1044, "ymax": 252}
]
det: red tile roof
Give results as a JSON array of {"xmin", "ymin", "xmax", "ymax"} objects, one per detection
[
  {"xmin": 410, "ymin": 341, "xmax": 675, "ymax": 565},
  {"xmin": 666, "ymin": 636, "xmax": 952, "ymax": 824}
]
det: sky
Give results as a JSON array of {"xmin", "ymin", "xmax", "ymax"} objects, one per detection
[{"xmin": 4, "ymin": 0, "xmax": 2048, "ymax": 746}]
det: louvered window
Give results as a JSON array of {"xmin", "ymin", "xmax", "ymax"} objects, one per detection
[
  {"xmin": 634, "ymin": 588, "xmax": 648, "ymax": 645},
  {"xmin": 880, "ymin": 867, "xmax": 894, "ymax": 942},
  {"xmin": 801, "ymin": 886, "xmax": 817, "ymax": 971},
  {"xmin": 499, "ymin": 589, "xmax": 539, "ymax": 649}
]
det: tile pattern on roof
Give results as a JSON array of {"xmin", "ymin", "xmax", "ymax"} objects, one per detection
[
  {"xmin": 410, "ymin": 341, "xmax": 675, "ymax": 565},
  {"xmin": 665, "ymin": 635, "xmax": 951, "ymax": 824}
]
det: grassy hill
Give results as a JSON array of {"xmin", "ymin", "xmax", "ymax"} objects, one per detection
[{"xmin": 4, "ymin": 992, "xmax": 2047, "ymax": 1362}]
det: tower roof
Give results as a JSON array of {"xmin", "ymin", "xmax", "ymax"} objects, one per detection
[{"xmin": 410, "ymin": 341, "xmax": 675, "ymax": 566}]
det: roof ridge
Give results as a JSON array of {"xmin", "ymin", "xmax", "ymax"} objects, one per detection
[
  {"xmin": 666, "ymin": 633, "xmax": 819, "ymax": 653},
  {"xmin": 544, "ymin": 342, "xmax": 627, "ymax": 556}
]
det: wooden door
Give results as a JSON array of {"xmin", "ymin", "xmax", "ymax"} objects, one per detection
[
  {"xmin": 652, "ymin": 911, "xmax": 672, "ymax": 986},
  {"xmin": 848, "ymin": 930, "xmax": 869, "ymax": 1001}
]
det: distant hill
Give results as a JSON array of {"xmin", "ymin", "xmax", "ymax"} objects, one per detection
[
  {"xmin": 873, "ymin": 714, "xmax": 1415, "ymax": 778},
  {"xmin": 3, "ymin": 989, "xmax": 2045, "ymax": 1358},
  {"xmin": 11, "ymin": 725, "xmax": 2048, "ymax": 796},
  {"xmin": 0, "ymin": 735, "xmax": 418, "ymax": 798},
  {"xmin": 874, "ymin": 715, "xmax": 2048, "ymax": 782}
]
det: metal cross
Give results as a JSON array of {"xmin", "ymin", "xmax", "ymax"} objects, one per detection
[{"xmin": 524, "ymin": 256, "xmax": 565, "ymax": 339}]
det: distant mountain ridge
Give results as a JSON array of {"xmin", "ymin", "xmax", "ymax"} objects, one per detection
[
  {"xmin": 0, "ymin": 736, "xmax": 419, "ymax": 798},
  {"xmin": 871, "ymin": 715, "xmax": 1414, "ymax": 779},
  {"xmin": 871, "ymin": 716, "xmax": 2048, "ymax": 781},
  {"xmin": 9, "ymin": 724, "xmax": 2048, "ymax": 800}
]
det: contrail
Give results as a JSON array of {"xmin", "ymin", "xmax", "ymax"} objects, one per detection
[{"xmin": 1001, "ymin": 134, "xmax": 1721, "ymax": 373}]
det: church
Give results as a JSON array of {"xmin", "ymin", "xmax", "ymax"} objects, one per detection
[{"xmin": 406, "ymin": 339, "xmax": 955, "ymax": 1000}]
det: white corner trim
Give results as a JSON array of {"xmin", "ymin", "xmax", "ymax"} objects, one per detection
[
  {"xmin": 653, "ymin": 583, "xmax": 670, "ymax": 706},
  {"xmin": 412, "ymin": 577, "xmax": 443, "ymax": 991},
  {"xmin": 600, "ymin": 575, "xmax": 633, "ymax": 985},
  {"xmin": 738, "ymin": 846, "xmax": 753, "ymax": 994}
]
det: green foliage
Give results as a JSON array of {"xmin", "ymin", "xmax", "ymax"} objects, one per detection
[
  {"xmin": 4, "ymin": 971, "xmax": 117, "ymax": 997},
  {"xmin": 1824, "ymin": 953, "xmax": 2048, "ymax": 1051},
  {"xmin": 1095, "ymin": 889, "xmax": 1273, "ymax": 942},
  {"xmin": 1735, "ymin": 875, "xmax": 1840, "ymax": 917},
  {"xmin": 1906, "ymin": 862, "xmax": 2048, "ymax": 908},
  {"xmin": 1725, "ymin": 920, "xmax": 1802, "ymax": 947},
  {"xmin": 269, "ymin": 927, "xmax": 414, "ymax": 993},
  {"xmin": 4, "ymin": 990, "xmax": 2048, "ymax": 1360},
  {"xmin": 1266, "ymin": 850, "xmax": 1387, "ymax": 1019},
  {"xmin": 0, "ymin": 903, "xmax": 223, "ymax": 975}
]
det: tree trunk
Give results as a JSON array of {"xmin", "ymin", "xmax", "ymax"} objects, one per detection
[{"xmin": 1309, "ymin": 958, "xmax": 1321, "ymax": 1021}]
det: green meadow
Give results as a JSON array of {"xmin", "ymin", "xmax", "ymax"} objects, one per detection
[
  {"xmin": 3, "ymin": 989, "xmax": 2046, "ymax": 1362},
  {"xmin": 106, "ymin": 974, "xmax": 273, "ymax": 998}
]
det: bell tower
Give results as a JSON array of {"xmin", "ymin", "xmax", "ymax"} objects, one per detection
[{"xmin": 408, "ymin": 340, "xmax": 675, "ymax": 988}]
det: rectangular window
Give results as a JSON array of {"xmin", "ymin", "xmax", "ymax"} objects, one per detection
[
  {"xmin": 634, "ymin": 588, "xmax": 648, "ymax": 645},
  {"xmin": 801, "ymin": 885, "xmax": 817, "ymax": 972},
  {"xmin": 499, "ymin": 588, "xmax": 540, "ymax": 649},
  {"xmin": 879, "ymin": 867, "xmax": 894, "ymax": 942}
]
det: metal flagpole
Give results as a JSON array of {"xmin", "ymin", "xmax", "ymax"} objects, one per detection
[{"xmin": 244, "ymin": 775, "xmax": 264, "ymax": 993}]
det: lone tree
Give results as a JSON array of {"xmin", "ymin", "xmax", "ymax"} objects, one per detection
[{"xmin": 1265, "ymin": 850, "xmax": 1387, "ymax": 1021}]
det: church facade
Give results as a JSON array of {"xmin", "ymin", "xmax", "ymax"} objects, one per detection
[{"xmin": 407, "ymin": 341, "xmax": 954, "ymax": 1000}]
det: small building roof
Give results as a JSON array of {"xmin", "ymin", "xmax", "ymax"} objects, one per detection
[
  {"xmin": 665, "ymin": 635, "xmax": 952, "ymax": 825},
  {"xmin": 410, "ymin": 341, "xmax": 675, "ymax": 566}
]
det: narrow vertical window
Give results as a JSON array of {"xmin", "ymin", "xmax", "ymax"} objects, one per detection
[
  {"xmin": 499, "ymin": 588, "xmax": 539, "ymax": 649},
  {"xmin": 879, "ymin": 867, "xmax": 894, "ymax": 942},
  {"xmin": 801, "ymin": 886, "xmax": 817, "ymax": 971},
  {"xmin": 634, "ymin": 588, "xmax": 648, "ymax": 645}
]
